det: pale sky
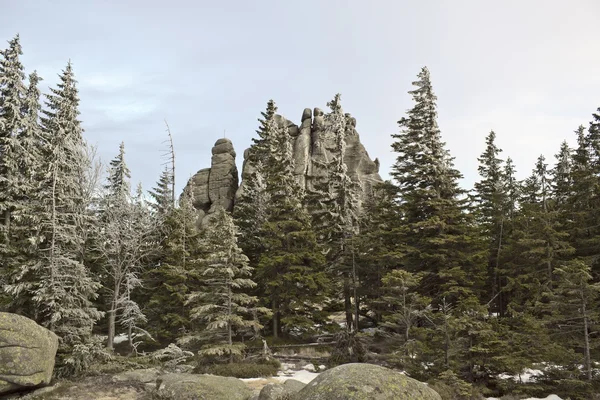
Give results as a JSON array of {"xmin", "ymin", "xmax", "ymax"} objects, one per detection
[{"xmin": 2, "ymin": 1, "xmax": 599, "ymax": 194}]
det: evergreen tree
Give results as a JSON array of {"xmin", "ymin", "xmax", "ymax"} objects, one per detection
[
  {"xmin": 473, "ymin": 131, "xmax": 509, "ymax": 315},
  {"xmin": 390, "ymin": 67, "xmax": 483, "ymax": 305},
  {"xmin": 33, "ymin": 63, "xmax": 102, "ymax": 370},
  {"xmin": 145, "ymin": 184, "xmax": 202, "ymax": 344},
  {"xmin": 149, "ymin": 166, "xmax": 174, "ymax": 217},
  {"xmin": 184, "ymin": 207, "xmax": 268, "ymax": 361},
  {"xmin": 256, "ymin": 113, "xmax": 328, "ymax": 337},
  {"xmin": 0, "ymin": 35, "xmax": 26, "ymax": 286},
  {"xmin": 2, "ymin": 70, "xmax": 44, "ymax": 314},
  {"xmin": 307, "ymin": 94, "xmax": 362, "ymax": 330},
  {"xmin": 96, "ymin": 143, "xmax": 154, "ymax": 351}
]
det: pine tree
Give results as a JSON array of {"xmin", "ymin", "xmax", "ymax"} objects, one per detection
[
  {"xmin": 2, "ymin": 70, "xmax": 44, "ymax": 313},
  {"xmin": 551, "ymin": 259, "xmax": 600, "ymax": 381},
  {"xmin": 33, "ymin": 62, "xmax": 102, "ymax": 368},
  {"xmin": 473, "ymin": 131, "xmax": 509, "ymax": 315},
  {"xmin": 184, "ymin": 207, "xmax": 268, "ymax": 361},
  {"xmin": 0, "ymin": 35, "xmax": 26, "ymax": 289},
  {"xmin": 96, "ymin": 143, "xmax": 154, "ymax": 351},
  {"xmin": 145, "ymin": 184, "xmax": 202, "ymax": 344},
  {"xmin": 149, "ymin": 166, "xmax": 174, "ymax": 217},
  {"xmin": 390, "ymin": 67, "xmax": 483, "ymax": 305},
  {"xmin": 256, "ymin": 114, "xmax": 328, "ymax": 337},
  {"xmin": 307, "ymin": 94, "xmax": 362, "ymax": 331}
]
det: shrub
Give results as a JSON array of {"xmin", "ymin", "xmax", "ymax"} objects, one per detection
[
  {"xmin": 327, "ymin": 330, "xmax": 367, "ymax": 367},
  {"xmin": 196, "ymin": 361, "xmax": 279, "ymax": 379},
  {"xmin": 429, "ymin": 370, "xmax": 483, "ymax": 400}
]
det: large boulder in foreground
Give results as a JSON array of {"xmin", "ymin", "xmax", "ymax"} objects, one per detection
[
  {"xmin": 297, "ymin": 363, "xmax": 441, "ymax": 400},
  {"xmin": 157, "ymin": 373, "xmax": 252, "ymax": 400},
  {"xmin": 258, "ymin": 379, "xmax": 306, "ymax": 400},
  {"xmin": 0, "ymin": 312, "xmax": 58, "ymax": 395}
]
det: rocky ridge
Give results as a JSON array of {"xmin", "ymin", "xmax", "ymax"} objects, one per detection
[{"xmin": 184, "ymin": 106, "xmax": 382, "ymax": 225}]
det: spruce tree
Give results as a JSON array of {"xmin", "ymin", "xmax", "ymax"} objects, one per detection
[
  {"xmin": 257, "ymin": 119, "xmax": 328, "ymax": 337},
  {"xmin": 96, "ymin": 143, "xmax": 154, "ymax": 351},
  {"xmin": 184, "ymin": 207, "xmax": 268, "ymax": 361},
  {"xmin": 390, "ymin": 67, "xmax": 483, "ymax": 305},
  {"xmin": 0, "ymin": 35, "xmax": 26, "ymax": 284},
  {"xmin": 473, "ymin": 131, "xmax": 509, "ymax": 315},
  {"xmin": 145, "ymin": 183, "xmax": 202, "ymax": 344},
  {"xmin": 307, "ymin": 94, "xmax": 362, "ymax": 331},
  {"xmin": 33, "ymin": 63, "xmax": 103, "ymax": 371},
  {"xmin": 2, "ymin": 71, "xmax": 45, "ymax": 314}
]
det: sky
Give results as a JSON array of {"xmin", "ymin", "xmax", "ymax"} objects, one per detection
[{"xmin": 2, "ymin": 0, "xmax": 599, "ymax": 194}]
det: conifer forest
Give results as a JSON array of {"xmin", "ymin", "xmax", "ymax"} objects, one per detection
[{"xmin": 2, "ymin": 32, "xmax": 600, "ymax": 400}]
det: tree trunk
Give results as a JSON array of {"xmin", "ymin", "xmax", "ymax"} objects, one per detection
[
  {"xmin": 273, "ymin": 298, "xmax": 279, "ymax": 339},
  {"xmin": 107, "ymin": 309, "xmax": 116, "ymax": 351},
  {"xmin": 351, "ymin": 239, "xmax": 359, "ymax": 332},
  {"xmin": 107, "ymin": 281, "xmax": 120, "ymax": 351},
  {"xmin": 344, "ymin": 278, "xmax": 353, "ymax": 331},
  {"xmin": 228, "ymin": 283, "xmax": 233, "ymax": 363},
  {"xmin": 582, "ymin": 295, "xmax": 592, "ymax": 380}
]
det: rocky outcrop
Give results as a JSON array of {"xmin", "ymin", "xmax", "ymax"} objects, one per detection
[
  {"xmin": 237, "ymin": 106, "xmax": 382, "ymax": 202},
  {"xmin": 0, "ymin": 312, "xmax": 59, "ymax": 395},
  {"xmin": 296, "ymin": 363, "xmax": 441, "ymax": 400},
  {"xmin": 258, "ymin": 379, "xmax": 306, "ymax": 400},
  {"xmin": 184, "ymin": 138, "xmax": 239, "ymax": 226},
  {"xmin": 184, "ymin": 105, "xmax": 382, "ymax": 226},
  {"xmin": 156, "ymin": 373, "xmax": 252, "ymax": 400}
]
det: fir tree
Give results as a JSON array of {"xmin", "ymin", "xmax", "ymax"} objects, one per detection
[
  {"xmin": 33, "ymin": 62, "xmax": 102, "ymax": 368},
  {"xmin": 473, "ymin": 131, "xmax": 508, "ymax": 315},
  {"xmin": 183, "ymin": 207, "xmax": 268, "ymax": 361},
  {"xmin": 257, "ymin": 115, "xmax": 328, "ymax": 337},
  {"xmin": 96, "ymin": 143, "xmax": 154, "ymax": 351},
  {"xmin": 390, "ymin": 67, "xmax": 483, "ymax": 305},
  {"xmin": 0, "ymin": 34, "xmax": 26, "ymax": 263},
  {"xmin": 145, "ymin": 184, "xmax": 202, "ymax": 344},
  {"xmin": 2, "ymin": 71, "xmax": 45, "ymax": 315}
]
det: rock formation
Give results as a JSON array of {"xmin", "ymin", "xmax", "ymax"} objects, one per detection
[
  {"xmin": 183, "ymin": 106, "xmax": 382, "ymax": 225},
  {"xmin": 297, "ymin": 363, "xmax": 441, "ymax": 400},
  {"xmin": 184, "ymin": 138, "xmax": 239, "ymax": 226},
  {"xmin": 0, "ymin": 312, "xmax": 58, "ymax": 395},
  {"xmin": 237, "ymin": 107, "xmax": 382, "ymax": 200}
]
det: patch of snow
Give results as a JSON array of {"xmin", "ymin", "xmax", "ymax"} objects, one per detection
[
  {"xmin": 498, "ymin": 368, "xmax": 543, "ymax": 383},
  {"xmin": 275, "ymin": 369, "xmax": 320, "ymax": 384},
  {"xmin": 113, "ymin": 333, "xmax": 128, "ymax": 344},
  {"xmin": 487, "ymin": 396, "xmax": 562, "ymax": 400}
]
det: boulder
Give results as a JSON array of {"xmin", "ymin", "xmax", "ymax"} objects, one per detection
[
  {"xmin": 297, "ymin": 363, "xmax": 441, "ymax": 400},
  {"xmin": 258, "ymin": 379, "xmax": 306, "ymax": 400},
  {"xmin": 283, "ymin": 378, "xmax": 306, "ymax": 392},
  {"xmin": 0, "ymin": 312, "xmax": 58, "ymax": 395},
  {"xmin": 157, "ymin": 373, "xmax": 252, "ymax": 400},
  {"xmin": 112, "ymin": 368, "xmax": 161, "ymax": 384}
]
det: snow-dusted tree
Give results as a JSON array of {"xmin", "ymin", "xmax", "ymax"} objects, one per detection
[
  {"xmin": 184, "ymin": 207, "xmax": 268, "ymax": 361},
  {"xmin": 146, "ymin": 181, "xmax": 202, "ymax": 344},
  {"xmin": 2, "ymin": 70, "xmax": 45, "ymax": 313},
  {"xmin": 307, "ymin": 94, "xmax": 361, "ymax": 330},
  {"xmin": 149, "ymin": 166, "xmax": 174, "ymax": 217},
  {"xmin": 33, "ymin": 62, "xmax": 103, "ymax": 361},
  {"xmin": 234, "ymin": 100, "xmax": 277, "ymax": 267},
  {"xmin": 97, "ymin": 143, "xmax": 154, "ymax": 351},
  {"xmin": 0, "ymin": 34, "xmax": 26, "ymax": 251},
  {"xmin": 473, "ymin": 131, "xmax": 509, "ymax": 314},
  {"xmin": 257, "ymin": 119, "xmax": 328, "ymax": 337}
]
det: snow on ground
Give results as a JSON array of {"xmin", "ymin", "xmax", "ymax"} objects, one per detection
[
  {"xmin": 498, "ymin": 368, "xmax": 544, "ymax": 383},
  {"xmin": 487, "ymin": 396, "xmax": 562, "ymax": 400}
]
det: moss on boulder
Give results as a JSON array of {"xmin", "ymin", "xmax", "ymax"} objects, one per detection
[
  {"xmin": 296, "ymin": 363, "xmax": 441, "ymax": 400},
  {"xmin": 157, "ymin": 372, "xmax": 253, "ymax": 400},
  {"xmin": 0, "ymin": 312, "xmax": 58, "ymax": 395}
]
